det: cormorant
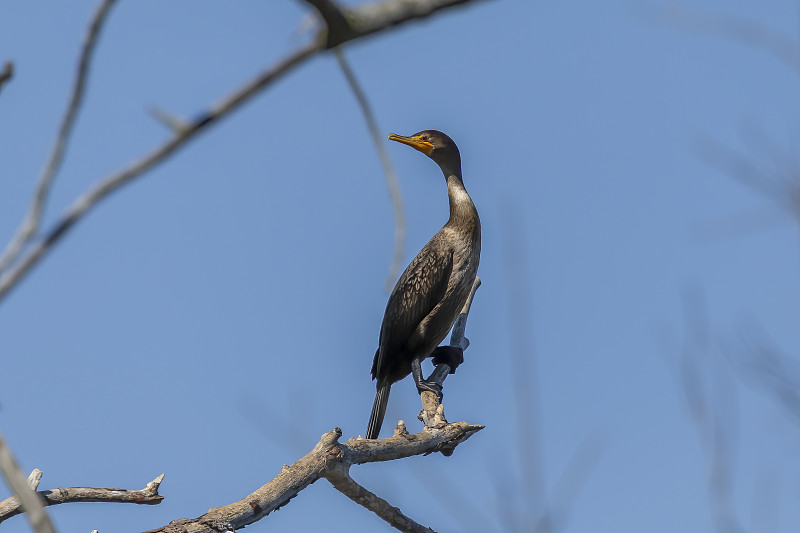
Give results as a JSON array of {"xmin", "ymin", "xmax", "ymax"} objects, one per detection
[{"xmin": 366, "ymin": 130, "xmax": 481, "ymax": 439}]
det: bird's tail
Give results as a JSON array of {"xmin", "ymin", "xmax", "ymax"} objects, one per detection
[{"xmin": 366, "ymin": 381, "xmax": 391, "ymax": 439}]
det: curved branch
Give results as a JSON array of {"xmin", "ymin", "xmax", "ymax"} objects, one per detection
[
  {"xmin": 0, "ymin": 0, "xmax": 117, "ymax": 274},
  {"xmin": 0, "ymin": 472, "xmax": 165, "ymax": 524},
  {"xmin": 334, "ymin": 47, "xmax": 406, "ymax": 291}
]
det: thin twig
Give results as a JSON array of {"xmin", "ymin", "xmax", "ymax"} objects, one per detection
[
  {"xmin": 27, "ymin": 469, "xmax": 43, "ymax": 491},
  {"xmin": 697, "ymin": 138, "xmax": 789, "ymax": 200},
  {"xmin": 696, "ymin": 137, "xmax": 800, "ymax": 230},
  {"xmin": 534, "ymin": 431, "xmax": 603, "ymax": 533},
  {"xmin": 0, "ymin": 0, "xmax": 117, "ymax": 274},
  {"xmin": 0, "ymin": 472, "xmax": 165, "ymax": 524},
  {"xmin": 501, "ymin": 204, "xmax": 545, "ymax": 530},
  {"xmin": 410, "ymin": 459, "xmax": 495, "ymax": 533},
  {"xmin": 0, "ymin": 61, "xmax": 14, "ymax": 95},
  {"xmin": 334, "ymin": 47, "xmax": 406, "ymax": 291},
  {"xmin": 679, "ymin": 289, "xmax": 747, "ymax": 533},
  {"xmin": 148, "ymin": 106, "xmax": 191, "ymax": 134},
  {"xmin": 0, "ymin": 431, "xmax": 55, "ymax": 533}
]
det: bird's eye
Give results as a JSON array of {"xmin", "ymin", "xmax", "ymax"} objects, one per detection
[{"xmin": 421, "ymin": 135, "xmax": 429, "ymax": 141}]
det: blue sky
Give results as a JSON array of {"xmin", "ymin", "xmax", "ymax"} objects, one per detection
[{"xmin": 1, "ymin": 0, "xmax": 800, "ymax": 531}]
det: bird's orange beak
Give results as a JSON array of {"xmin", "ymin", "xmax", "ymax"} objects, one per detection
[{"xmin": 388, "ymin": 133, "xmax": 434, "ymax": 156}]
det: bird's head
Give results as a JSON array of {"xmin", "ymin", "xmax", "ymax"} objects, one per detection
[{"xmin": 388, "ymin": 130, "xmax": 461, "ymax": 177}]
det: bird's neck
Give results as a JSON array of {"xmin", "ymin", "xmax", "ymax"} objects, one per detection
[{"xmin": 445, "ymin": 173, "xmax": 478, "ymax": 229}]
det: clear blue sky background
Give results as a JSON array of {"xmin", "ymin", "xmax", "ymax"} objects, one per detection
[{"xmin": 1, "ymin": 0, "xmax": 799, "ymax": 532}]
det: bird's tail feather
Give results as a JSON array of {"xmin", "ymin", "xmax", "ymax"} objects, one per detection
[{"xmin": 366, "ymin": 382, "xmax": 391, "ymax": 439}]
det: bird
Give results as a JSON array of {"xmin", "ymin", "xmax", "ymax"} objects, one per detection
[{"xmin": 366, "ymin": 130, "xmax": 481, "ymax": 439}]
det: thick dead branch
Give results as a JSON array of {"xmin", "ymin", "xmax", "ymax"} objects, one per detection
[
  {"xmin": 0, "ymin": 0, "xmax": 117, "ymax": 274},
  {"xmin": 146, "ymin": 423, "xmax": 481, "ymax": 533},
  {"xmin": 0, "ymin": 472, "xmax": 164, "ymax": 524},
  {"xmin": 0, "ymin": 61, "xmax": 13, "ymax": 95},
  {"xmin": 334, "ymin": 47, "xmax": 406, "ymax": 291},
  {"xmin": 0, "ymin": 0, "xmax": 488, "ymax": 305}
]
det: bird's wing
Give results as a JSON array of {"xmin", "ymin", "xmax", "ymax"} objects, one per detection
[{"xmin": 373, "ymin": 239, "xmax": 454, "ymax": 379}]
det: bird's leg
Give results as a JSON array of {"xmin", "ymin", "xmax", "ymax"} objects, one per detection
[{"xmin": 411, "ymin": 358, "xmax": 443, "ymax": 400}]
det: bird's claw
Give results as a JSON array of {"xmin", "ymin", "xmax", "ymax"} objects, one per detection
[{"xmin": 416, "ymin": 379, "xmax": 443, "ymax": 401}]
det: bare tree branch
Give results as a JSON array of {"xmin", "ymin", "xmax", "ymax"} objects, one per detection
[
  {"xmin": 0, "ymin": 61, "xmax": 13, "ymax": 95},
  {"xmin": 678, "ymin": 289, "xmax": 747, "ymax": 533},
  {"xmin": 0, "ymin": 432, "xmax": 55, "ymax": 533},
  {"xmin": 409, "ymin": 456, "xmax": 495, "ymax": 533},
  {"xmin": 730, "ymin": 329, "xmax": 800, "ymax": 427},
  {"xmin": 27, "ymin": 469, "xmax": 43, "ymax": 491},
  {"xmin": 148, "ymin": 106, "xmax": 191, "ymax": 134},
  {"xmin": 696, "ymin": 137, "xmax": 800, "ymax": 233},
  {"xmin": 0, "ymin": 0, "xmax": 488, "ymax": 306},
  {"xmin": 534, "ymin": 431, "xmax": 603, "ymax": 533},
  {"xmin": 501, "ymin": 204, "xmax": 546, "ymax": 530},
  {"xmin": 0, "ymin": 472, "xmax": 164, "ymax": 524},
  {"xmin": 448, "ymin": 276, "xmax": 480, "ymax": 350},
  {"xmin": 697, "ymin": 137, "xmax": 793, "ymax": 201},
  {"xmin": 334, "ymin": 47, "xmax": 406, "ymax": 291},
  {"xmin": 326, "ymin": 462, "xmax": 435, "ymax": 533},
  {"xmin": 145, "ymin": 423, "xmax": 482, "ymax": 533},
  {"xmin": 0, "ymin": 0, "xmax": 117, "ymax": 274}
]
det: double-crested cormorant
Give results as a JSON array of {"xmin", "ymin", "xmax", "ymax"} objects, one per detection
[{"xmin": 366, "ymin": 130, "xmax": 481, "ymax": 440}]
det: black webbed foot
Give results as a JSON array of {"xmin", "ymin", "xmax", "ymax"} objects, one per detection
[
  {"xmin": 416, "ymin": 379, "xmax": 443, "ymax": 400},
  {"xmin": 411, "ymin": 358, "xmax": 444, "ymax": 400},
  {"xmin": 431, "ymin": 346, "xmax": 464, "ymax": 374}
]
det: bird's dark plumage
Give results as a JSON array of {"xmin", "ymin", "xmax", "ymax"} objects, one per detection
[{"xmin": 366, "ymin": 130, "xmax": 481, "ymax": 439}]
